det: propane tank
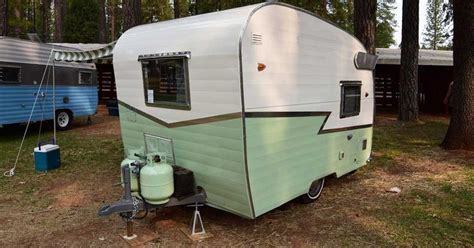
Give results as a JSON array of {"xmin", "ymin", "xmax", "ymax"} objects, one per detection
[
  {"xmin": 120, "ymin": 150, "xmax": 145, "ymax": 192},
  {"xmin": 140, "ymin": 153, "xmax": 174, "ymax": 205}
]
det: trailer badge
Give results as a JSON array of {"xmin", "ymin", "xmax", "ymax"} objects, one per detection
[{"xmin": 138, "ymin": 51, "xmax": 191, "ymax": 60}]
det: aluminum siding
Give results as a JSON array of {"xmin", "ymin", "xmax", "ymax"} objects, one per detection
[{"xmin": 0, "ymin": 85, "xmax": 98, "ymax": 125}]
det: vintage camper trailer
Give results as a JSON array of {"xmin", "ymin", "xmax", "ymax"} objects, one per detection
[
  {"xmin": 109, "ymin": 2, "xmax": 377, "ymax": 220},
  {"xmin": 0, "ymin": 37, "xmax": 98, "ymax": 130}
]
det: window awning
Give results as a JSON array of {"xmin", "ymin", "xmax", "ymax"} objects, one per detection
[{"xmin": 53, "ymin": 41, "xmax": 116, "ymax": 62}]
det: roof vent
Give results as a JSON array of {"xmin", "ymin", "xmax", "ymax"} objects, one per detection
[{"xmin": 252, "ymin": 33, "xmax": 262, "ymax": 45}]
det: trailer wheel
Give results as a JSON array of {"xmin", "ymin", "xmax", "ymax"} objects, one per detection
[
  {"xmin": 300, "ymin": 178, "xmax": 325, "ymax": 204},
  {"xmin": 56, "ymin": 110, "xmax": 72, "ymax": 130}
]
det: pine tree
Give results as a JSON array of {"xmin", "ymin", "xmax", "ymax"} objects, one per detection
[
  {"xmin": 354, "ymin": 0, "xmax": 376, "ymax": 54},
  {"xmin": 98, "ymin": 0, "xmax": 107, "ymax": 43},
  {"xmin": 174, "ymin": 0, "xmax": 180, "ymax": 18},
  {"xmin": 53, "ymin": 0, "xmax": 65, "ymax": 42},
  {"xmin": 442, "ymin": 0, "xmax": 474, "ymax": 150},
  {"xmin": 123, "ymin": 0, "xmax": 141, "ymax": 31},
  {"xmin": 63, "ymin": 0, "xmax": 100, "ymax": 43},
  {"xmin": 38, "ymin": 0, "xmax": 52, "ymax": 42},
  {"xmin": 399, "ymin": 0, "xmax": 419, "ymax": 121},
  {"xmin": 423, "ymin": 0, "xmax": 447, "ymax": 50},
  {"xmin": 442, "ymin": 0, "xmax": 453, "ymax": 49},
  {"xmin": 376, "ymin": 0, "xmax": 397, "ymax": 48},
  {"xmin": 0, "ymin": 0, "xmax": 7, "ymax": 36},
  {"xmin": 107, "ymin": 0, "xmax": 121, "ymax": 41},
  {"xmin": 327, "ymin": 0, "xmax": 354, "ymax": 33},
  {"xmin": 142, "ymin": 0, "xmax": 173, "ymax": 23}
]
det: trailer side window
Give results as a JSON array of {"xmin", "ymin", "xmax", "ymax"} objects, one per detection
[
  {"xmin": 140, "ymin": 57, "xmax": 190, "ymax": 110},
  {"xmin": 340, "ymin": 81, "xmax": 361, "ymax": 118},
  {"xmin": 79, "ymin": 71, "xmax": 93, "ymax": 84},
  {"xmin": 0, "ymin": 66, "xmax": 21, "ymax": 83}
]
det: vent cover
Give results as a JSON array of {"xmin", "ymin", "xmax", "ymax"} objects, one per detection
[{"xmin": 252, "ymin": 33, "xmax": 263, "ymax": 45}]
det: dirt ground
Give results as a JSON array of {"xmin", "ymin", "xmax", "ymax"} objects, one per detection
[{"xmin": 0, "ymin": 107, "xmax": 472, "ymax": 247}]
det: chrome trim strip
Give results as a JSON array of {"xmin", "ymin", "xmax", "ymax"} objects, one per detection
[
  {"xmin": 118, "ymin": 100, "xmax": 241, "ymax": 128},
  {"xmin": 244, "ymin": 111, "xmax": 372, "ymax": 134}
]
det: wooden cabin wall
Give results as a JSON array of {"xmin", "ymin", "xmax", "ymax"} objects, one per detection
[
  {"xmin": 96, "ymin": 63, "xmax": 117, "ymax": 104},
  {"xmin": 374, "ymin": 64, "xmax": 453, "ymax": 114}
]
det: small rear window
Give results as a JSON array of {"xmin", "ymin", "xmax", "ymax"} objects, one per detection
[
  {"xmin": 79, "ymin": 71, "xmax": 93, "ymax": 84},
  {"xmin": 140, "ymin": 56, "xmax": 190, "ymax": 110},
  {"xmin": 340, "ymin": 81, "xmax": 361, "ymax": 118},
  {"xmin": 0, "ymin": 66, "xmax": 21, "ymax": 83}
]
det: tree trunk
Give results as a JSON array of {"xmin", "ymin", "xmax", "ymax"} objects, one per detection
[
  {"xmin": 174, "ymin": 0, "xmax": 180, "ymax": 18},
  {"xmin": 354, "ymin": 0, "xmax": 376, "ymax": 54},
  {"xmin": 123, "ymin": 0, "xmax": 141, "ymax": 32},
  {"xmin": 13, "ymin": 4, "xmax": 21, "ymax": 37},
  {"xmin": 318, "ymin": 0, "xmax": 327, "ymax": 17},
  {"xmin": 109, "ymin": 0, "xmax": 117, "ymax": 41},
  {"xmin": 41, "ymin": 0, "xmax": 51, "ymax": 42},
  {"xmin": 0, "ymin": 0, "xmax": 7, "ymax": 36},
  {"xmin": 54, "ymin": 0, "xmax": 65, "ymax": 42},
  {"xmin": 98, "ymin": 0, "xmax": 107, "ymax": 43},
  {"xmin": 398, "ymin": 0, "xmax": 419, "ymax": 121},
  {"xmin": 442, "ymin": 0, "xmax": 474, "ymax": 150}
]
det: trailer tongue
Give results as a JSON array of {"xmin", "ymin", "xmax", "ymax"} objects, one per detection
[{"xmin": 98, "ymin": 156, "xmax": 207, "ymax": 239}]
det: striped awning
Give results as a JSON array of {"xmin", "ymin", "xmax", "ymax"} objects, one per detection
[{"xmin": 53, "ymin": 41, "xmax": 116, "ymax": 62}]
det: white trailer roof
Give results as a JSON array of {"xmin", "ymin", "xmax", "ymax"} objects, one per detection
[{"xmin": 376, "ymin": 48, "xmax": 453, "ymax": 66}]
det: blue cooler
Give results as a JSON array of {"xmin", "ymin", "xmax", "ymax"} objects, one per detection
[{"xmin": 34, "ymin": 144, "xmax": 61, "ymax": 172}]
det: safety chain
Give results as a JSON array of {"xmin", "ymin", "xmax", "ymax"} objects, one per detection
[{"xmin": 130, "ymin": 196, "xmax": 140, "ymax": 219}]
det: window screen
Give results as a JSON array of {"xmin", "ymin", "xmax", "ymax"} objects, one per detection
[
  {"xmin": 141, "ymin": 57, "xmax": 190, "ymax": 110},
  {"xmin": 0, "ymin": 66, "xmax": 21, "ymax": 83},
  {"xmin": 79, "ymin": 71, "xmax": 93, "ymax": 84},
  {"xmin": 340, "ymin": 81, "xmax": 361, "ymax": 118}
]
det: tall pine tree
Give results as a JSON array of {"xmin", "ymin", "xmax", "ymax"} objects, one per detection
[
  {"xmin": 399, "ymin": 0, "xmax": 419, "ymax": 121},
  {"xmin": 442, "ymin": 0, "xmax": 474, "ymax": 150},
  {"xmin": 123, "ymin": 0, "xmax": 141, "ymax": 31},
  {"xmin": 354, "ymin": 0, "xmax": 376, "ymax": 54},
  {"xmin": 54, "ymin": 0, "xmax": 66, "ymax": 42},
  {"xmin": 142, "ymin": 0, "xmax": 173, "ymax": 23},
  {"xmin": 0, "ymin": 0, "xmax": 7, "ymax": 36},
  {"xmin": 423, "ymin": 0, "xmax": 447, "ymax": 49},
  {"xmin": 442, "ymin": 0, "xmax": 453, "ymax": 49},
  {"xmin": 376, "ymin": 0, "xmax": 397, "ymax": 48},
  {"xmin": 63, "ymin": 0, "xmax": 99, "ymax": 43},
  {"xmin": 98, "ymin": 0, "xmax": 107, "ymax": 43}
]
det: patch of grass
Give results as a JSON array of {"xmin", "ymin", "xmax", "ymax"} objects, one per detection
[
  {"xmin": 368, "ymin": 116, "xmax": 474, "ymax": 245},
  {"xmin": 0, "ymin": 122, "xmax": 123, "ymax": 207},
  {"xmin": 373, "ymin": 118, "xmax": 448, "ymax": 158},
  {"xmin": 441, "ymin": 182, "xmax": 453, "ymax": 193},
  {"xmin": 379, "ymin": 175, "xmax": 474, "ymax": 246}
]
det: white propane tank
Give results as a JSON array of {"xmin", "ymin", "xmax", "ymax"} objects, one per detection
[{"xmin": 140, "ymin": 153, "xmax": 174, "ymax": 205}]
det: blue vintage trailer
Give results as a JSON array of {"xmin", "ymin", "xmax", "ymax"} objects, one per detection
[{"xmin": 0, "ymin": 37, "xmax": 98, "ymax": 130}]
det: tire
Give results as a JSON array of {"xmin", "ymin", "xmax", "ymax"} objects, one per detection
[
  {"xmin": 56, "ymin": 110, "xmax": 73, "ymax": 130},
  {"xmin": 300, "ymin": 178, "xmax": 325, "ymax": 204}
]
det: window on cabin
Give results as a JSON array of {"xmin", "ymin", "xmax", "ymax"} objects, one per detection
[
  {"xmin": 340, "ymin": 81, "xmax": 361, "ymax": 118},
  {"xmin": 0, "ymin": 66, "xmax": 21, "ymax": 83},
  {"xmin": 141, "ymin": 57, "xmax": 190, "ymax": 110},
  {"xmin": 79, "ymin": 71, "xmax": 93, "ymax": 84}
]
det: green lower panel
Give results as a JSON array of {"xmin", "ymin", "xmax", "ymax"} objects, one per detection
[
  {"xmin": 246, "ymin": 117, "xmax": 372, "ymax": 217},
  {"xmin": 118, "ymin": 105, "xmax": 253, "ymax": 218}
]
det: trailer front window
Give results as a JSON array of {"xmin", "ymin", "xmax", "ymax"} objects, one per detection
[
  {"xmin": 340, "ymin": 81, "xmax": 361, "ymax": 118},
  {"xmin": 0, "ymin": 66, "xmax": 21, "ymax": 83},
  {"xmin": 141, "ymin": 57, "xmax": 190, "ymax": 110}
]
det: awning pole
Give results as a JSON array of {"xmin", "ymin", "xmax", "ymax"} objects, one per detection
[{"xmin": 52, "ymin": 54, "xmax": 57, "ymax": 144}]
